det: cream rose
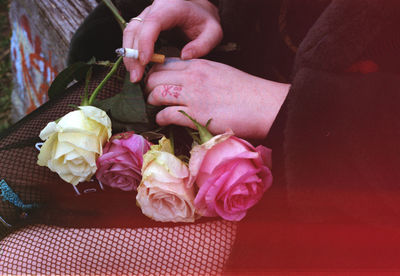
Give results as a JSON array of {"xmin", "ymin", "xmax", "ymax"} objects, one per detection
[
  {"xmin": 37, "ymin": 106, "xmax": 112, "ymax": 185},
  {"xmin": 136, "ymin": 137, "xmax": 196, "ymax": 223}
]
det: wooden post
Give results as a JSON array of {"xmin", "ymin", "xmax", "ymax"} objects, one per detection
[{"xmin": 9, "ymin": 0, "xmax": 98, "ymax": 122}]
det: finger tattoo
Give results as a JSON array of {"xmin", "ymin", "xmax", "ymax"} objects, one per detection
[{"xmin": 161, "ymin": 85, "xmax": 182, "ymax": 98}]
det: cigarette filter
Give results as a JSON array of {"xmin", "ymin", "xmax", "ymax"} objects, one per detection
[{"xmin": 115, "ymin": 48, "xmax": 165, "ymax": 63}]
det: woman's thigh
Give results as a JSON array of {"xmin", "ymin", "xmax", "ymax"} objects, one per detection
[{"xmin": 0, "ymin": 221, "xmax": 237, "ymax": 275}]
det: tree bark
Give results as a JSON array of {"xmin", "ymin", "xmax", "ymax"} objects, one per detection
[{"xmin": 9, "ymin": 0, "xmax": 98, "ymax": 122}]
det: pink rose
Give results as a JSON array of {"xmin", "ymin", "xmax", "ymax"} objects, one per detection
[
  {"xmin": 189, "ymin": 131, "xmax": 272, "ymax": 221},
  {"xmin": 137, "ymin": 137, "xmax": 197, "ymax": 223},
  {"xmin": 96, "ymin": 132, "xmax": 151, "ymax": 191}
]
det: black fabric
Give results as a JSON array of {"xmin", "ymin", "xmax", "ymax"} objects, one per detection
[
  {"xmin": 293, "ymin": 0, "xmax": 400, "ymax": 74},
  {"xmin": 68, "ymin": 1, "xmax": 153, "ymax": 65},
  {"xmin": 227, "ymin": 0, "xmax": 400, "ymax": 272},
  {"xmin": 217, "ymin": 0, "xmax": 330, "ymax": 82},
  {"xmin": 286, "ymin": 0, "xmax": 400, "ymax": 224},
  {"xmin": 285, "ymin": 69, "xmax": 400, "ymax": 224}
]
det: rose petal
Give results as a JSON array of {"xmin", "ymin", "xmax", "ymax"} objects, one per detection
[
  {"xmin": 79, "ymin": 106, "xmax": 112, "ymax": 138},
  {"xmin": 97, "ymin": 151, "xmax": 122, "ymax": 163},
  {"xmin": 37, "ymin": 134, "xmax": 57, "ymax": 166},
  {"xmin": 194, "ymin": 169, "xmax": 233, "ymax": 217},
  {"xmin": 216, "ymin": 160, "xmax": 261, "ymax": 196},
  {"xmin": 139, "ymin": 186, "xmax": 195, "ymax": 223},
  {"xmin": 143, "ymin": 151, "xmax": 189, "ymax": 180},
  {"xmin": 58, "ymin": 133, "xmax": 101, "ymax": 154},
  {"xmin": 196, "ymin": 151, "xmax": 260, "ymax": 189},
  {"xmin": 199, "ymin": 138, "xmax": 253, "ymax": 175},
  {"xmin": 255, "ymin": 145, "xmax": 272, "ymax": 168},
  {"xmin": 57, "ymin": 110, "xmax": 88, "ymax": 132},
  {"xmin": 105, "ymin": 140, "xmax": 127, "ymax": 155},
  {"xmin": 188, "ymin": 131, "xmax": 233, "ymax": 186},
  {"xmin": 120, "ymin": 134, "xmax": 151, "ymax": 154},
  {"xmin": 224, "ymin": 175, "xmax": 262, "ymax": 210},
  {"xmin": 39, "ymin": 122, "xmax": 61, "ymax": 140},
  {"xmin": 74, "ymin": 147, "xmax": 97, "ymax": 167}
]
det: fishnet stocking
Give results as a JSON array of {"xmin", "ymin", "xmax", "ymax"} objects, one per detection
[
  {"xmin": 0, "ymin": 67, "xmax": 117, "ymax": 236},
  {"xmin": 0, "ymin": 221, "xmax": 237, "ymax": 275},
  {"xmin": 0, "ymin": 65, "xmax": 238, "ymax": 274}
]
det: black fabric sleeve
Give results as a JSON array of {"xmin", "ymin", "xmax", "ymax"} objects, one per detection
[
  {"xmin": 284, "ymin": 68, "xmax": 400, "ymax": 225},
  {"xmin": 208, "ymin": 0, "xmax": 219, "ymax": 7},
  {"xmin": 226, "ymin": 1, "xmax": 400, "ymax": 272},
  {"xmin": 226, "ymin": 68, "xmax": 400, "ymax": 272}
]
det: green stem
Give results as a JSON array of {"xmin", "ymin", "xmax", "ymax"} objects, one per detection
[
  {"xmin": 102, "ymin": 0, "xmax": 126, "ymax": 30},
  {"xmin": 185, "ymin": 127, "xmax": 201, "ymax": 145},
  {"xmin": 168, "ymin": 127, "xmax": 175, "ymax": 155},
  {"xmin": 178, "ymin": 110, "xmax": 214, "ymax": 144},
  {"xmin": 81, "ymin": 67, "xmax": 93, "ymax": 106},
  {"xmin": 88, "ymin": 56, "xmax": 123, "ymax": 105}
]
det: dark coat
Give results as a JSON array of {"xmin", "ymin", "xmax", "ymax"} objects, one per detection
[{"xmin": 225, "ymin": 0, "xmax": 400, "ymax": 272}]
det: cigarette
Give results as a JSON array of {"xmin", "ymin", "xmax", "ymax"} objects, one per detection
[{"xmin": 115, "ymin": 48, "xmax": 165, "ymax": 63}]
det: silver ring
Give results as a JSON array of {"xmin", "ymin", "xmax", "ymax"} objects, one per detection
[{"xmin": 130, "ymin": 17, "xmax": 143, "ymax": 23}]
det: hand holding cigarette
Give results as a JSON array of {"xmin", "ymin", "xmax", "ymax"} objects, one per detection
[
  {"xmin": 122, "ymin": 0, "xmax": 221, "ymax": 82},
  {"xmin": 115, "ymin": 48, "xmax": 165, "ymax": 64}
]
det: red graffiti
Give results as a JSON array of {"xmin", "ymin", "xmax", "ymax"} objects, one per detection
[{"xmin": 16, "ymin": 15, "xmax": 58, "ymax": 114}]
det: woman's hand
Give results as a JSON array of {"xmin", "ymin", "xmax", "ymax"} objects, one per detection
[
  {"xmin": 145, "ymin": 58, "xmax": 290, "ymax": 139},
  {"xmin": 123, "ymin": 0, "xmax": 222, "ymax": 82}
]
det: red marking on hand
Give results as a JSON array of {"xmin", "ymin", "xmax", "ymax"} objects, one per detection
[{"xmin": 162, "ymin": 85, "xmax": 182, "ymax": 98}]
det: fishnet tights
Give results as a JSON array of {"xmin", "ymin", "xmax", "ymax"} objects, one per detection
[
  {"xmin": 0, "ymin": 66, "xmax": 239, "ymax": 274},
  {"xmin": 0, "ymin": 221, "xmax": 237, "ymax": 275}
]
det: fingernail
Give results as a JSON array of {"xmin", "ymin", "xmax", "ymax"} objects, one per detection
[{"xmin": 181, "ymin": 49, "xmax": 193, "ymax": 60}]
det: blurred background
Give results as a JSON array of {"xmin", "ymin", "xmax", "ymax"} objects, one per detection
[{"xmin": 0, "ymin": 0, "xmax": 12, "ymax": 132}]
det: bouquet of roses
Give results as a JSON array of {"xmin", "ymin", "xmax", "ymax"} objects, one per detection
[
  {"xmin": 37, "ymin": 94, "xmax": 272, "ymax": 223},
  {"xmin": 36, "ymin": 0, "xmax": 273, "ymax": 223}
]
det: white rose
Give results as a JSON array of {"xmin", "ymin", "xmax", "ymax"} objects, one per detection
[
  {"xmin": 136, "ymin": 137, "xmax": 196, "ymax": 223},
  {"xmin": 37, "ymin": 106, "xmax": 111, "ymax": 185}
]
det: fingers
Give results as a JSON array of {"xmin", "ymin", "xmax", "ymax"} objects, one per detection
[
  {"xmin": 145, "ymin": 58, "xmax": 191, "ymax": 88},
  {"xmin": 123, "ymin": 8, "xmax": 150, "ymax": 82},
  {"xmin": 181, "ymin": 22, "xmax": 223, "ymax": 59},
  {"xmin": 135, "ymin": 0, "xmax": 191, "ymax": 65},
  {"xmin": 145, "ymin": 58, "xmax": 193, "ymax": 126},
  {"xmin": 122, "ymin": 24, "xmax": 138, "ymax": 74},
  {"xmin": 146, "ymin": 70, "xmax": 186, "ymax": 92},
  {"xmin": 147, "ymin": 85, "xmax": 185, "ymax": 106},
  {"xmin": 136, "ymin": 16, "xmax": 161, "ymax": 66},
  {"xmin": 122, "ymin": 0, "xmax": 223, "ymax": 83},
  {"xmin": 123, "ymin": 6, "xmax": 184, "ymax": 82},
  {"xmin": 156, "ymin": 106, "xmax": 196, "ymax": 129}
]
